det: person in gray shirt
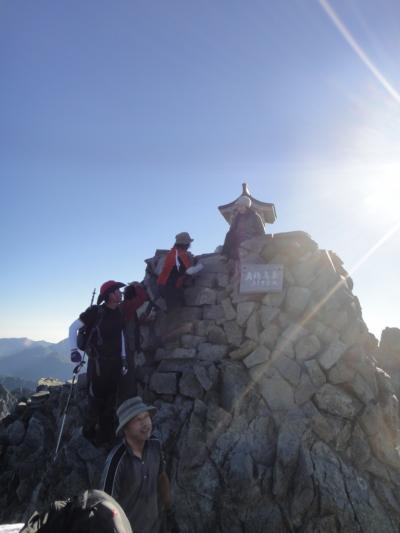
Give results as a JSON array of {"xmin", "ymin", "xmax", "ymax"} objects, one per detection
[{"xmin": 100, "ymin": 397, "xmax": 172, "ymax": 533}]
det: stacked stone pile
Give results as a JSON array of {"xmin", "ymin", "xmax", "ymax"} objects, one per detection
[
  {"xmin": 133, "ymin": 231, "xmax": 400, "ymax": 532},
  {"xmin": 1, "ymin": 231, "xmax": 400, "ymax": 532}
]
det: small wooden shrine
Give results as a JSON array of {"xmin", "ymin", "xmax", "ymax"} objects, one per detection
[{"xmin": 218, "ymin": 183, "xmax": 277, "ymax": 226}]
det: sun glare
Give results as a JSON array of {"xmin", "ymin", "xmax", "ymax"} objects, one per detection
[
  {"xmin": 318, "ymin": 0, "xmax": 400, "ymax": 225},
  {"xmin": 363, "ymin": 164, "xmax": 400, "ymax": 218}
]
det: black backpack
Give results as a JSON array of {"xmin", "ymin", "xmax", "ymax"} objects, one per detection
[
  {"xmin": 76, "ymin": 306, "xmax": 105, "ymax": 354},
  {"xmin": 20, "ymin": 489, "xmax": 132, "ymax": 532}
]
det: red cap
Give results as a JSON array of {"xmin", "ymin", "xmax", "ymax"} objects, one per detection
[{"xmin": 97, "ymin": 280, "xmax": 125, "ymax": 304}]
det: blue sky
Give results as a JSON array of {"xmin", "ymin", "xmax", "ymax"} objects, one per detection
[{"xmin": 1, "ymin": 0, "xmax": 400, "ymax": 342}]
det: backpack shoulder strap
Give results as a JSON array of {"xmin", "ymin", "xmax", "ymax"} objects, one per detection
[
  {"xmin": 100, "ymin": 442, "xmax": 126, "ymax": 497},
  {"xmin": 87, "ymin": 304, "xmax": 106, "ymax": 349}
]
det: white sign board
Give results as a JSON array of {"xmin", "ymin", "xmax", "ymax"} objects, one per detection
[{"xmin": 240, "ymin": 264, "xmax": 284, "ymax": 294}]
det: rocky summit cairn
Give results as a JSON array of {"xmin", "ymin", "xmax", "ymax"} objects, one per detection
[
  {"xmin": 1, "ymin": 231, "xmax": 400, "ymax": 532},
  {"xmin": 136, "ymin": 231, "xmax": 400, "ymax": 532}
]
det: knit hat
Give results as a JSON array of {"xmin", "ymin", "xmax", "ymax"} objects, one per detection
[
  {"xmin": 116, "ymin": 396, "xmax": 157, "ymax": 436},
  {"xmin": 97, "ymin": 280, "xmax": 126, "ymax": 304},
  {"xmin": 235, "ymin": 196, "xmax": 252, "ymax": 208},
  {"xmin": 175, "ymin": 232, "xmax": 194, "ymax": 245}
]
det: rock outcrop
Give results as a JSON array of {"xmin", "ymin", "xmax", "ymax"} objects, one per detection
[
  {"xmin": 1, "ymin": 231, "xmax": 400, "ymax": 532},
  {"xmin": 0, "ymin": 385, "xmax": 16, "ymax": 422},
  {"xmin": 376, "ymin": 327, "xmax": 400, "ymax": 397},
  {"xmin": 0, "ymin": 376, "xmax": 35, "ymax": 397},
  {"xmin": 0, "ymin": 378, "xmax": 107, "ymax": 524}
]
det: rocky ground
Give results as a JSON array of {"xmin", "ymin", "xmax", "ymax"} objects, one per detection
[
  {"xmin": 1, "ymin": 231, "xmax": 400, "ymax": 532},
  {"xmin": 0, "ymin": 385, "xmax": 17, "ymax": 422}
]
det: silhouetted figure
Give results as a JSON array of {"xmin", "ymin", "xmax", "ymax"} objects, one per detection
[{"xmin": 222, "ymin": 196, "xmax": 265, "ymax": 259}]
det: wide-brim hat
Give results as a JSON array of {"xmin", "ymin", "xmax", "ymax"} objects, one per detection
[
  {"xmin": 97, "ymin": 280, "xmax": 126, "ymax": 304},
  {"xmin": 175, "ymin": 232, "xmax": 194, "ymax": 245},
  {"xmin": 116, "ymin": 396, "xmax": 157, "ymax": 436}
]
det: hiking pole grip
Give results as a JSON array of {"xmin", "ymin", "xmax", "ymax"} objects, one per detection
[{"xmin": 73, "ymin": 360, "xmax": 86, "ymax": 375}]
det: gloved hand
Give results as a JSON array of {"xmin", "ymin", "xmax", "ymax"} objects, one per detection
[
  {"xmin": 70, "ymin": 349, "xmax": 82, "ymax": 363},
  {"xmin": 186, "ymin": 263, "xmax": 204, "ymax": 275}
]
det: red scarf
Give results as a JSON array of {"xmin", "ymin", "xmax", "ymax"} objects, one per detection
[{"xmin": 157, "ymin": 247, "xmax": 192, "ymax": 287}]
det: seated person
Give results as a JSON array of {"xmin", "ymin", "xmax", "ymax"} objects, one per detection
[{"xmin": 222, "ymin": 195, "xmax": 265, "ymax": 259}]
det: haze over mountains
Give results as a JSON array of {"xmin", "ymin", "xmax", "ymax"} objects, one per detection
[{"xmin": 0, "ymin": 337, "xmax": 71, "ymax": 385}]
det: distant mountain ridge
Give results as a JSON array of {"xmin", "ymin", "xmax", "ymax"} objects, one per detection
[
  {"xmin": 0, "ymin": 337, "xmax": 71, "ymax": 382},
  {"xmin": 0, "ymin": 338, "xmax": 51, "ymax": 358}
]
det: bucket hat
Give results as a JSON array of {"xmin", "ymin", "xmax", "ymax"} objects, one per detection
[
  {"xmin": 116, "ymin": 396, "xmax": 157, "ymax": 436},
  {"xmin": 97, "ymin": 280, "xmax": 126, "ymax": 304},
  {"xmin": 175, "ymin": 232, "xmax": 193, "ymax": 245}
]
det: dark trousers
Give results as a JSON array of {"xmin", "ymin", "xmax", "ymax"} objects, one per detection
[
  {"xmin": 159, "ymin": 284, "xmax": 184, "ymax": 310},
  {"xmin": 86, "ymin": 354, "xmax": 138, "ymax": 443},
  {"xmin": 86, "ymin": 357, "xmax": 120, "ymax": 443}
]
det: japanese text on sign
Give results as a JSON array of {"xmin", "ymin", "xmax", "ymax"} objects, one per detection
[{"xmin": 240, "ymin": 264, "xmax": 284, "ymax": 294}]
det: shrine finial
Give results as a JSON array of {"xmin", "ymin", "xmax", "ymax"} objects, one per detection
[{"xmin": 242, "ymin": 182, "xmax": 250, "ymax": 196}]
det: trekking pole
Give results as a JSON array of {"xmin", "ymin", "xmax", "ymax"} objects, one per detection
[
  {"xmin": 53, "ymin": 288, "xmax": 96, "ymax": 461},
  {"xmin": 90, "ymin": 288, "xmax": 96, "ymax": 306},
  {"xmin": 53, "ymin": 360, "xmax": 86, "ymax": 460}
]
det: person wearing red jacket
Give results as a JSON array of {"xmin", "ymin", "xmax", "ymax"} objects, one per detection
[
  {"xmin": 119, "ymin": 282, "xmax": 151, "ymax": 402},
  {"xmin": 121, "ymin": 282, "xmax": 150, "ymax": 324},
  {"xmin": 157, "ymin": 232, "xmax": 194, "ymax": 310}
]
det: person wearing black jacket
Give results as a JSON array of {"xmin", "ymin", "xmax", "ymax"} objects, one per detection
[{"xmin": 69, "ymin": 280, "xmax": 127, "ymax": 446}]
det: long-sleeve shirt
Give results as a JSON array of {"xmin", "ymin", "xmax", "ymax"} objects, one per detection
[{"xmin": 101, "ymin": 439, "xmax": 166, "ymax": 533}]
